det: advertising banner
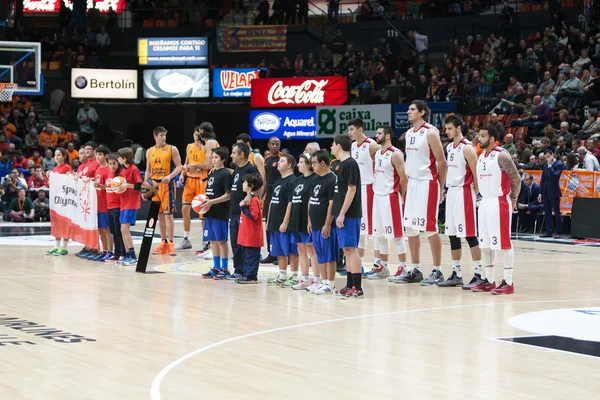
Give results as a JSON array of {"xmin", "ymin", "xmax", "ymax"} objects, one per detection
[
  {"xmin": 250, "ymin": 109, "xmax": 317, "ymax": 140},
  {"xmin": 213, "ymin": 68, "xmax": 262, "ymax": 98},
  {"xmin": 217, "ymin": 25, "xmax": 287, "ymax": 52},
  {"xmin": 138, "ymin": 37, "xmax": 208, "ymax": 66},
  {"xmin": 251, "ymin": 76, "xmax": 347, "ymax": 108},
  {"xmin": 49, "ymin": 173, "xmax": 99, "ymax": 249},
  {"xmin": 316, "ymin": 105, "xmax": 391, "ymax": 137},
  {"xmin": 393, "ymin": 102, "xmax": 457, "ymax": 136},
  {"xmin": 24, "ymin": 0, "xmax": 125, "ymax": 13},
  {"xmin": 71, "ymin": 68, "xmax": 138, "ymax": 100},
  {"xmin": 143, "ymin": 69, "xmax": 209, "ymax": 99},
  {"xmin": 525, "ymin": 170, "xmax": 600, "ymax": 214}
]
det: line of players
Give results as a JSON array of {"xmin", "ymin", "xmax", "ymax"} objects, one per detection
[{"xmin": 141, "ymin": 100, "xmax": 521, "ymax": 296}]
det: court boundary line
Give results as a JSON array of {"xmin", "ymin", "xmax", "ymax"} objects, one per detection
[
  {"xmin": 491, "ymin": 336, "xmax": 600, "ymax": 361},
  {"xmin": 150, "ymin": 298, "xmax": 600, "ymax": 400}
]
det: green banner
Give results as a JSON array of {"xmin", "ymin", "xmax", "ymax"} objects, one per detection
[{"xmin": 317, "ymin": 105, "xmax": 392, "ymax": 137}]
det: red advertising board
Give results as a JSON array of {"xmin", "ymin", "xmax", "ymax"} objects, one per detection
[{"xmin": 250, "ymin": 76, "xmax": 347, "ymax": 108}]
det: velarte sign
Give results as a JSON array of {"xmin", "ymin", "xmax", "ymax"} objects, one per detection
[
  {"xmin": 251, "ymin": 76, "xmax": 347, "ymax": 108},
  {"xmin": 250, "ymin": 109, "xmax": 317, "ymax": 140},
  {"xmin": 71, "ymin": 68, "xmax": 138, "ymax": 99},
  {"xmin": 316, "ymin": 105, "xmax": 391, "ymax": 137},
  {"xmin": 213, "ymin": 68, "xmax": 262, "ymax": 98}
]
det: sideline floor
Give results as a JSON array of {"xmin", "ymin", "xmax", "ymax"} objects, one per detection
[{"xmin": 0, "ymin": 224, "xmax": 599, "ymax": 400}]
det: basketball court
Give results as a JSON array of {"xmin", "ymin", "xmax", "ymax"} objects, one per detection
[{"xmin": 0, "ymin": 221, "xmax": 599, "ymax": 399}]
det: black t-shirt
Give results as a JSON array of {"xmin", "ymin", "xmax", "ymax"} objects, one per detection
[
  {"xmin": 205, "ymin": 168, "xmax": 232, "ymax": 221},
  {"xmin": 229, "ymin": 162, "xmax": 258, "ymax": 215},
  {"xmin": 288, "ymin": 173, "xmax": 318, "ymax": 233},
  {"xmin": 309, "ymin": 171, "xmax": 337, "ymax": 231},
  {"xmin": 267, "ymin": 174, "xmax": 296, "ymax": 231},
  {"xmin": 332, "ymin": 157, "xmax": 362, "ymax": 218},
  {"xmin": 330, "ymin": 158, "xmax": 341, "ymax": 175},
  {"xmin": 264, "ymin": 153, "xmax": 282, "ymax": 192}
]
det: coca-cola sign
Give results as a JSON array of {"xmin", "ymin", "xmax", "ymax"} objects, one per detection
[{"xmin": 251, "ymin": 76, "xmax": 347, "ymax": 108}]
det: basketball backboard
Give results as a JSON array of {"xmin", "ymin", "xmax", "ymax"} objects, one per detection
[{"xmin": 0, "ymin": 41, "xmax": 42, "ymax": 97}]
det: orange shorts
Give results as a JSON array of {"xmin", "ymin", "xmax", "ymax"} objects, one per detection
[
  {"xmin": 182, "ymin": 176, "xmax": 207, "ymax": 204},
  {"xmin": 151, "ymin": 180, "xmax": 176, "ymax": 214}
]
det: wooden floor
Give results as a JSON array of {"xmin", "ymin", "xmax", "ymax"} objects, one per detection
[{"xmin": 1, "ymin": 228, "xmax": 599, "ymax": 399}]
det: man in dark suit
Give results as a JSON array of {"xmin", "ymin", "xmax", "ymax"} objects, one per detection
[
  {"xmin": 515, "ymin": 173, "xmax": 542, "ymax": 232},
  {"xmin": 538, "ymin": 149, "xmax": 563, "ymax": 238}
]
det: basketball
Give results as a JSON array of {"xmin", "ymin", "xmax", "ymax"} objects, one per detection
[
  {"xmin": 140, "ymin": 179, "xmax": 159, "ymax": 200},
  {"xmin": 109, "ymin": 176, "xmax": 127, "ymax": 194},
  {"xmin": 191, "ymin": 194, "xmax": 208, "ymax": 214}
]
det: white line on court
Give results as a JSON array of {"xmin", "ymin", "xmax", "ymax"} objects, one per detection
[{"xmin": 150, "ymin": 297, "xmax": 600, "ymax": 400}]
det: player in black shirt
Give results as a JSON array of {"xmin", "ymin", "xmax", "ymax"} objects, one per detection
[
  {"xmin": 228, "ymin": 142, "xmax": 259, "ymax": 279},
  {"xmin": 330, "ymin": 134, "xmax": 364, "ymax": 298},
  {"xmin": 266, "ymin": 154, "xmax": 299, "ymax": 286},
  {"xmin": 307, "ymin": 150, "xmax": 339, "ymax": 295},
  {"xmin": 260, "ymin": 137, "xmax": 282, "ymax": 265},
  {"xmin": 288, "ymin": 153, "xmax": 318, "ymax": 291},
  {"xmin": 201, "ymin": 147, "xmax": 232, "ymax": 280}
]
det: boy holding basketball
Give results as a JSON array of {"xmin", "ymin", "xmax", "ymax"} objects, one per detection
[
  {"xmin": 118, "ymin": 147, "xmax": 143, "ymax": 266},
  {"xmin": 93, "ymin": 145, "xmax": 114, "ymax": 262},
  {"xmin": 236, "ymin": 173, "xmax": 264, "ymax": 284},
  {"xmin": 201, "ymin": 147, "xmax": 232, "ymax": 279}
]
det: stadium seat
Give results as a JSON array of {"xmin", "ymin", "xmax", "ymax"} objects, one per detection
[
  {"xmin": 515, "ymin": 127, "xmax": 528, "ymax": 142},
  {"xmin": 143, "ymin": 20, "xmax": 155, "ymax": 27}
]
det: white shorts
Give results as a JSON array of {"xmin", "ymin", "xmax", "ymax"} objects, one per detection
[
  {"xmin": 404, "ymin": 178, "xmax": 440, "ymax": 232},
  {"xmin": 445, "ymin": 185, "xmax": 477, "ymax": 238},
  {"xmin": 360, "ymin": 183, "xmax": 374, "ymax": 237},
  {"xmin": 478, "ymin": 196, "xmax": 512, "ymax": 250},
  {"xmin": 373, "ymin": 193, "xmax": 404, "ymax": 239}
]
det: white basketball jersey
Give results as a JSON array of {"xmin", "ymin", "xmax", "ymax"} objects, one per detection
[
  {"xmin": 405, "ymin": 122, "xmax": 439, "ymax": 181},
  {"xmin": 446, "ymin": 138, "xmax": 474, "ymax": 187},
  {"xmin": 374, "ymin": 146, "xmax": 401, "ymax": 195},
  {"xmin": 477, "ymin": 147, "xmax": 511, "ymax": 198},
  {"xmin": 351, "ymin": 137, "xmax": 375, "ymax": 185}
]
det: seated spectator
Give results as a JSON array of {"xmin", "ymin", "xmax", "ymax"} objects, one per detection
[
  {"xmin": 538, "ymin": 71, "xmax": 556, "ymax": 95},
  {"xmin": 552, "ymin": 73, "xmax": 566, "ymax": 96},
  {"xmin": 33, "ymin": 189, "xmax": 49, "ymax": 221},
  {"xmin": 511, "ymin": 95, "xmax": 551, "ymax": 137},
  {"xmin": 12, "ymin": 150, "xmax": 27, "ymax": 169},
  {"xmin": 71, "ymin": 157, "xmax": 81, "ymax": 170},
  {"xmin": 77, "ymin": 101, "xmax": 99, "ymax": 137},
  {"xmin": 572, "ymin": 49, "xmax": 592, "ymax": 74},
  {"xmin": 541, "ymin": 86, "xmax": 557, "ymax": 110},
  {"xmin": 66, "ymin": 142, "xmax": 78, "ymax": 166},
  {"xmin": 25, "ymin": 128, "xmax": 40, "ymax": 156},
  {"xmin": 543, "ymin": 125, "xmax": 559, "ymax": 148},
  {"xmin": 24, "ymin": 112, "xmax": 38, "ymax": 133},
  {"xmin": 577, "ymin": 146, "xmax": 600, "ymax": 171},
  {"xmin": 516, "ymin": 140, "xmax": 531, "ymax": 164},
  {"xmin": 7, "ymin": 188, "xmax": 34, "ymax": 222},
  {"xmin": 57, "ymin": 126, "xmax": 72, "ymax": 148},
  {"xmin": 577, "ymin": 113, "xmax": 600, "ymax": 139},
  {"xmin": 586, "ymin": 138, "xmax": 600, "ymax": 159},
  {"xmin": 27, "ymin": 166, "xmax": 48, "ymax": 189},
  {"xmin": 28, "ymin": 150, "xmax": 42, "ymax": 167},
  {"xmin": 1, "ymin": 168, "xmax": 24, "ymax": 208},
  {"xmin": 502, "ymin": 133, "xmax": 517, "ymax": 154},
  {"xmin": 42, "ymin": 148, "xmax": 57, "ymax": 171},
  {"xmin": 0, "ymin": 116, "xmax": 17, "ymax": 146},
  {"xmin": 558, "ymin": 69, "xmax": 584, "ymax": 101},
  {"xmin": 555, "ymin": 136, "xmax": 569, "ymax": 158},
  {"xmin": 556, "ymin": 122, "xmax": 575, "ymax": 147},
  {"xmin": 489, "ymin": 113, "xmax": 505, "ymax": 138},
  {"xmin": 583, "ymin": 69, "xmax": 600, "ymax": 105},
  {"xmin": 515, "ymin": 173, "xmax": 542, "ymax": 233},
  {"xmin": 525, "ymin": 154, "xmax": 542, "ymax": 170},
  {"xmin": 0, "ymin": 134, "xmax": 9, "ymax": 153},
  {"xmin": 565, "ymin": 153, "xmax": 579, "ymax": 170},
  {"xmin": 39, "ymin": 122, "xmax": 59, "ymax": 149},
  {"xmin": 0, "ymin": 152, "xmax": 11, "ymax": 175}
]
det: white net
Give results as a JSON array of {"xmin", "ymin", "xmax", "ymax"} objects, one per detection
[{"xmin": 0, "ymin": 84, "xmax": 18, "ymax": 103}]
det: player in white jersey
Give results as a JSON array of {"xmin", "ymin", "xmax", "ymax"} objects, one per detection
[
  {"xmin": 397, "ymin": 101, "xmax": 447, "ymax": 285},
  {"xmin": 366, "ymin": 126, "xmax": 409, "ymax": 281},
  {"xmin": 437, "ymin": 115, "xmax": 484, "ymax": 289},
  {"xmin": 472, "ymin": 125, "xmax": 521, "ymax": 295},
  {"xmin": 347, "ymin": 118, "xmax": 382, "ymax": 273}
]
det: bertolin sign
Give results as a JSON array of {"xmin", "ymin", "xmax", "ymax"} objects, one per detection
[
  {"xmin": 251, "ymin": 76, "xmax": 347, "ymax": 108},
  {"xmin": 71, "ymin": 68, "xmax": 138, "ymax": 100},
  {"xmin": 250, "ymin": 109, "xmax": 317, "ymax": 140}
]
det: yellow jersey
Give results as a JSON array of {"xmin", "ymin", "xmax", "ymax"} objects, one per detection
[
  {"xmin": 148, "ymin": 145, "xmax": 172, "ymax": 179},
  {"xmin": 186, "ymin": 143, "xmax": 205, "ymax": 178},
  {"xmin": 249, "ymin": 151, "xmax": 255, "ymax": 166}
]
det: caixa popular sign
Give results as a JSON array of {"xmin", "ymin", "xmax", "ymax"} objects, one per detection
[{"xmin": 251, "ymin": 76, "xmax": 347, "ymax": 108}]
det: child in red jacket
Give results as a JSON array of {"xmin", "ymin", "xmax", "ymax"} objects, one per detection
[{"xmin": 236, "ymin": 173, "xmax": 264, "ymax": 284}]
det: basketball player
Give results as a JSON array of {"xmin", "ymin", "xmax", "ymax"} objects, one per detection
[
  {"xmin": 397, "ymin": 101, "xmax": 447, "ymax": 285},
  {"xmin": 260, "ymin": 137, "xmax": 282, "ymax": 265},
  {"xmin": 196, "ymin": 122, "xmax": 220, "ymax": 258},
  {"xmin": 266, "ymin": 154, "xmax": 299, "ymax": 286},
  {"xmin": 331, "ymin": 135, "xmax": 363, "ymax": 298},
  {"xmin": 348, "ymin": 119, "xmax": 381, "ymax": 275},
  {"xmin": 146, "ymin": 126, "xmax": 183, "ymax": 256},
  {"xmin": 235, "ymin": 133, "xmax": 266, "ymax": 193},
  {"xmin": 438, "ymin": 115, "xmax": 484, "ymax": 288},
  {"xmin": 227, "ymin": 142, "xmax": 258, "ymax": 280},
  {"xmin": 472, "ymin": 125, "xmax": 521, "ymax": 294},
  {"xmin": 177, "ymin": 125, "xmax": 210, "ymax": 251},
  {"xmin": 369, "ymin": 126, "xmax": 408, "ymax": 280}
]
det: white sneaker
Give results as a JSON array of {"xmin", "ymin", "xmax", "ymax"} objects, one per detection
[
  {"xmin": 307, "ymin": 279, "xmax": 321, "ymax": 293},
  {"xmin": 201, "ymin": 249, "xmax": 213, "ymax": 260},
  {"xmin": 292, "ymin": 279, "xmax": 313, "ymax": 290},
  {"xmin": 313, "ymin": 283, "xmax": 334, "ymax": 295},
  {"xmin": 366, "ymin": 264, "xmax": 390, "ymax": 280}
]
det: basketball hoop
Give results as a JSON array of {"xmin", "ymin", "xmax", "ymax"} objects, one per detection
[{"xmin": 0, "ymin": 83, "xmax": 18, "ymax": 103}]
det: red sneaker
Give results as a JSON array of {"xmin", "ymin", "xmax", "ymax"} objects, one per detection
[
  {"xmin": 491, "ymin": 280, "xmax": 514, "ymax": 295},
  {"xmin": 471, "ymin": 279, "xmax": 496, "ymax": 292},
  {"xmin": 335, "ymin": 286, "xmax": 350, "ymax": 296}
]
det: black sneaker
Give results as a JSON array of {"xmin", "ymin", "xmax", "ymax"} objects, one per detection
[
  {"xmin": 236, "ymin": 276, "xmax": 258, "ymax": 284},
  {"xmin": 397, "ymin": 268, "xmax": 424, "ymax": 283},
  {"xmin": 462, "ymin": 274, "xmax": 484, "ymax": 290},
  {"xmin": 195, "ymin": 242, "xmax": 211, "ymax": 255},
  {"xmin": 437, "ymin": 271, "xmax": 464, "ymax": 287},
  {"xmin": 260, "ymin": 255, "xmax": 277, "ymax": 265}
]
